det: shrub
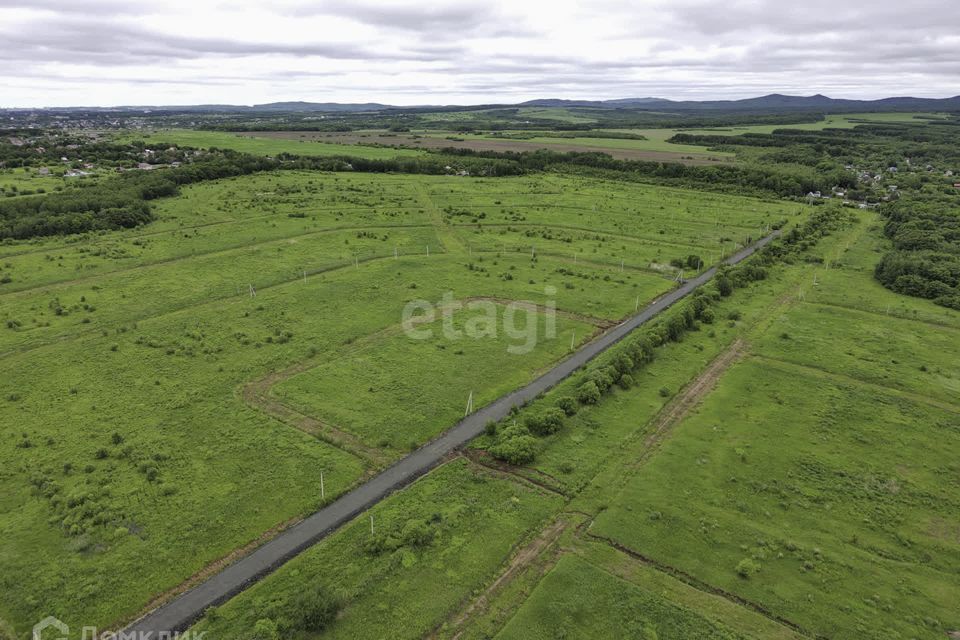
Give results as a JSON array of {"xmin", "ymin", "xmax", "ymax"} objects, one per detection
[
  {"xmin": 489, "ymin": 423, "xmax": 538, "ymax": 465},
  {"xmin": 618, "ymin": 373, "xmax": 634, "ymax": 389},
  {"xmin": 526, "ymin": 407, "xmax": 565, "ymax": 436},
  {"xmin": 699, "ymin": 308, "xmax": 715, "ymax": 324},
  {"xmin": 658, "ymin": 386, "xmax": 671, "ymax": 398},
  {"xmin": 736, "ymin": 558, "xmax": 761, "ymax": 578},
  {"xmin": 286, "ymin": 584, "xmax": 340, "ymax": 633},
  {"xmin": 577, "ymin": 381, "xmax": 601, "ymax": 405},
  {"xmin": 400, "ymin": 518, "xmax": 436, "ymax": 548},
  {"xmin": 556, "ymin": 396, "xmax": 578, "ymax": 416},
  {"xmin": 727, "ymin": 309, "xmax": 743, "ymax": 321},
  {"xmin": 251, "ymin": 619, "xmax": 279, "ymax": 640}
]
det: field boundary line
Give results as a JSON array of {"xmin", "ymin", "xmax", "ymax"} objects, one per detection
[
  {"xmin": 568, "ymin": 540, "xmax": 810, "ymax": 640},
  {"xmin": 750, "ymin": 354, "xmax": 960, "ymax": 414},
  {"xmin": 581, "ymin": 530, "xmax": 815, "ymax": 638}
]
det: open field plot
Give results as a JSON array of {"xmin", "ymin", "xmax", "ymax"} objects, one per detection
[
  {"xmin": 3, "ymin": 247, "xmax": 637, "ymax": 629},
  {"xmin": 495, "ymin": 554, "xmax": 747, "ymax": 640},
  {"xmin": 524, "ymin": 272, "xmax": 789, "ymax": 495},
  {"xmin": 0, "ymin": 171, "xmax": 433, "ymax": 291},
  {"xmin": 7, "ymin": 172, "xmax": 784, "ymax": 628},
  {"xmin": 0, "ymin": 168, "xmax": 823, "ymax": 634},
  {"xmin": 754, "ymin": 302, "xmax": 960, "ymax": 407},
  {"xmin": 589, "ymin": 358, "xmax": 960, "ymax": 639},
  {"xmin": 190, "ymin": 459, "xmax": 564, "ymax": 640},
  {"xmin": 115, "ymin": 130, "xmax": 425, "ymax": 160},
  {"xmin": 576, "ymin": 217, "xmax": 960, "ymax": 639},
  {"xmin": 803, "ymin": 217, "xmax": 960, "ymax": 329},
  {"xmin": 274, "ymin": 304, "xmax": 597, "ymax": 449},
  {"xmin": 0, "ymin": 226, "xmax": 440, "ymax": 354},
  {"xmin": 425, "ymin": 175, "xmax": 798, "ymax": 253}
]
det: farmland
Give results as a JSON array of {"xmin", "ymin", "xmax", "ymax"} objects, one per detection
[
  {"xmin": 0, "ymin": 167, "xmax": 802, "ymax": 635},
  {"xmin": 2, "ymin": 104, "xmax": 959, "ymax": 640}
]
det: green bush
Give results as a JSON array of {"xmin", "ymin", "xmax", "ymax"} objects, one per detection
[
  {"xmin": 286, "ymin": 584, "xmax": 340, "ymax": 633},
  {"xmin": 525, "ymin": 407, "xmax": 565, "ymax": 436},
  {"xmin": 489, "ymin": 423, "xmax": 538, "ymax": 465},
  {"xmin": 556, "ymin": 395, "xmax": 578, "ymax": 416},
  {"xmin": 577, "ymin": 381, "xmax": 601, "ymax": 405},
  {"xmin": 251, "ymin": 618, "xmax": 279, "ymax": 640},
  {"xmin": 735, "ymin": 558, "xmax": 761, "ymax": 578}
]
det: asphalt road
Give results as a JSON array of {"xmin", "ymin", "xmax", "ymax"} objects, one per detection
[{"xmin": 125, "ymin": 230, "xmax": 780, "ymax": 636}]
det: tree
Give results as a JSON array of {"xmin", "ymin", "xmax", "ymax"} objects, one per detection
[{"xmin": 717, "ymin": 276, "xmax": 734, "ymax": 297}]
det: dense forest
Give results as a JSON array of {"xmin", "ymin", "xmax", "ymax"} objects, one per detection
[{"xmin": 874, "ymin": 194, "xmax": 960, "ymax": 309}]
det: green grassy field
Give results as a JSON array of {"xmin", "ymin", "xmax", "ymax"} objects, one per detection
[
  {"xmin": 495, "ymin": 554, "xmax": 747, "ymax": 640},
  {"xmin": 0, "ymin": 168, "xmax": 802, "ymax": 634},
  {"xmin": 577, "ymin": 215, "xmax": 960, "ymax": 639},
  {"xmin": 274, "ymin": 306, "xmax": 595, "ymax": 449},
  {"xmin": 114, "ymin": 130, "xmax": 425, "ymax": 159},
  {"xmin": 190, "ymin": 459, "xmax": 564, "ymax": 640}
]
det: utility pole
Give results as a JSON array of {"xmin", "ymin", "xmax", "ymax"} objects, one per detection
[
  {"xmin": 570, "ymin": 331, "xmax": 576, "ymax": 350},
  {"xmin": 320, "ymin": 471, "xmax": 325, "ymax": 499},
  {"xmin": 249, "ymin": 284, "xmax": 256, "ymax": 298},
  {"xmin": 465, "ymin": 390, "xmax": 474, "ymax": 416}
]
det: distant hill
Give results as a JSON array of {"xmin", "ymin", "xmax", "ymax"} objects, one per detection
[
  {"xmin": 8, "ymin": 94, "xmax": 960, "ymax": 114},
  {"xmin": 521, "ymin": 94, "xmax": 960, "ymax": 112}
]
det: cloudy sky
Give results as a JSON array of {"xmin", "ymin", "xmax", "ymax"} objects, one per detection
[{"xmin": 1, "ymin": 0, "xmax": 958, "ymax": 107}]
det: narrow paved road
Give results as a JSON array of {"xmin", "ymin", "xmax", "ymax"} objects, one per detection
[{"xmin": 125, "ymin": 231, "xmax": 780, "ymax": 635}]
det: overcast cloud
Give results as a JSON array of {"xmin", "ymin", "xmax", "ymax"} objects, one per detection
[{"xmin": 0, "ymin": 0, "xmax": 957, "ymax": 107}]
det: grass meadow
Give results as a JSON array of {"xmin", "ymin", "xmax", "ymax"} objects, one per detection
[{"xmin": 0, "ymin": 169, "xmax": 797, "ymax": 634}]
